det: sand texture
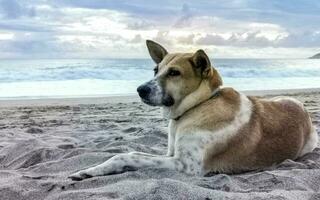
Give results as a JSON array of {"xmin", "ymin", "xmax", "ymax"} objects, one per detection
[{"xmin": 0, "ymin": 92, "xmax": 319, "ymax": 200}]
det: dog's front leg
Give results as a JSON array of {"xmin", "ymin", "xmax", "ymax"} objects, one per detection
[
  {"xmin": 166, "ymin": 131, "xmax": 175, "ymax": 156},
  {"xmin": 167, "ymin": 120, "xmax": 176, "ymax": 156},
  {"xmin": 127, "ymin": 151, "xmax": 157, "ymax": 157},
  {"xmin": 69, "ymin": 153, "xmax": 183, "ymax": 181}
]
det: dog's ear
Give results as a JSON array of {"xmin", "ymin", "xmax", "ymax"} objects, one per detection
[
  {"xmin": 191, "ymin": 49, "xmax": 211, "ymax": 77},
  {"xmin": 146, "ymin": 40, "xmax": 168, "ymax": 64},
  {"xmin": 192, "ymin": 49, "xmax": 223, "ymax": 88}
]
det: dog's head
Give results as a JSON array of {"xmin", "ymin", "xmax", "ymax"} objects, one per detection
[{"xmin": 137, "ymin": 40, "xmax": 222, "ymax": 107}]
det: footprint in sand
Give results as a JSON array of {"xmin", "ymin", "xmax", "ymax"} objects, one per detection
[
  {"xmin": 122, "ymin": 127, "xmax": 139, "ymax": 133},
  {"xmin": 26, "ymin": 127, "xmax": 44, "ymax": 134}
]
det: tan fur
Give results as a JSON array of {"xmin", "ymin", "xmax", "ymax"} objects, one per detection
[
  {"xmin": 153, "ymin": 44, "xmax": 315, "ymax": 173},
  {"xmin": 202, "ymin": 94, "xmax": 313, "ymax": 173},
  {"xmin": 176, "ymin": 88, "xmax": 240, "ymax": 131}
]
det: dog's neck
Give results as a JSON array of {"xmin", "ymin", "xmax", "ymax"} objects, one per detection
[{"xmin": 163, "ymin": 80, "xmax": 220, "ymax": 120}]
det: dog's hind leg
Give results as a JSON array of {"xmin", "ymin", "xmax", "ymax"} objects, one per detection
[{"xmin": 68, "ymin": 153, "xmax": 184, "ymax": 181}]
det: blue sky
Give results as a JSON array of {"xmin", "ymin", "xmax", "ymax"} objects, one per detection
[{"xmin": 0, "ymin": 0, "xmax": 319, "ymax": 58}]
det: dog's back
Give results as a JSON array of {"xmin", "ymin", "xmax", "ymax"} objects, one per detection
[{"xmin": 196, "ymin": 88, "xmax": 318, "ymax": 173}]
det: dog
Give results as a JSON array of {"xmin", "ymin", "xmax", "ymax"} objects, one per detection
[{"xmin": 69, "ymin": 40, "xmax": 318, "ymax": 181}]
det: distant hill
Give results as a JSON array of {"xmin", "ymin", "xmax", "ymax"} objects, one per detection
[{"xmin": 310, "ymin": 53, "xmax": 320, "ymax": 59}]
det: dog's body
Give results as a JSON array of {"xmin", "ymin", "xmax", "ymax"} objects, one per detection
[{"xmin": 69, "ymin": 41, "xmax": 318, "ymax": 180}]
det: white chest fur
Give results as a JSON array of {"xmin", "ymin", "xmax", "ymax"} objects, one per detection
[{"xmin": 170, "ymin": 93, "xmax": 252, "ymax": 175}]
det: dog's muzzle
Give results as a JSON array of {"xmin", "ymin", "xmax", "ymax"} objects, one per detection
[{"xmin": 137, "ymin": 80, "xmax": 174, "ymax": 107}]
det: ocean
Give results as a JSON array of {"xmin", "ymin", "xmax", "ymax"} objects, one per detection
[{"xmin": 0, "ymin": 59, "xmax": 319, "ymax": 99}]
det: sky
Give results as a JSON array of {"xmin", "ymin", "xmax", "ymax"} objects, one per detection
[{"xmin": 0, "ymin": 0, "xmax": 320, "ymax": 59}]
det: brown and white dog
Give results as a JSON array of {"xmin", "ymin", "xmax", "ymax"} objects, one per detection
[{"xmin": 69, "ymin": 40, "xmax": 318, "ymax": 180}]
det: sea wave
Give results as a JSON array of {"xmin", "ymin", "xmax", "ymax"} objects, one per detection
[
  {"xmin": 0, "ymin": 59, "xmax": 319, "ymax": 98},
  {"xmin": 0, "ymin": 77, "xmax": 319, "ymax": 99},
  {"xmin": 0, "ymin": 59, "xmax": 320, "ymax": 83}
]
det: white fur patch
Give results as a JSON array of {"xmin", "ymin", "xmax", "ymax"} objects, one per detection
[
  {"xmin": 148, "ymin": 79, "xmax": 163, "ymax": 105},
  {"xmin": 166, "ymin": 120, "xmax": 176, "ymax": 156},
  {"xmin": 173, "ymin": 93, "xmax": 252, "ymax": 174},
  {"xmin": 300, "ymin": 126, "xmax": 318, "ymax": 156}
]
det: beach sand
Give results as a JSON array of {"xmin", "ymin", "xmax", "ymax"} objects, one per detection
[{"xmin": 0, "ymin": 89, "xmax": 319, "ymax": 200}]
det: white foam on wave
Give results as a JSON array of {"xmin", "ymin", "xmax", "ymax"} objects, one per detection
[
  {"xmin": 0, "ymin": 77, "xmax": 319, "ymax": 99},
  {"xmin": 0, "ymin": 79, "xmax": 141, "ymax": 99},
  {"xmin": 0, "ymin": 59, "xmax": 320, "ymax": 99}
]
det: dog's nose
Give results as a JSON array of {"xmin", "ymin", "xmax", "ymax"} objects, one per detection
[{"xmin": 137, "ymin": 85, "xmax": 151, "ymax": 98}]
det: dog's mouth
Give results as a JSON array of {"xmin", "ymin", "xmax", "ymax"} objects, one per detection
[
  {"xmin": 140, "ymin": 95, "xmax": 174, "ymax": 107},
  {"xmin": 141, "ymin": 98, "xmax": 157, "ymax": 106},
  {"xmin": 162, "ymin": 95, "xmax": 174, "ymax": 107}
]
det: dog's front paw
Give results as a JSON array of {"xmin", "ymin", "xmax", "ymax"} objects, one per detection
[{"xmin": 68, "ymin": 170, "xmax": 94, "ymax": 181}]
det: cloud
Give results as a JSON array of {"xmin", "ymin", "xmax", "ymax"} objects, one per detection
[
  {"xmin": 195, "ymin": 30, "xmax": 320, "ymax": 48},
  {"xmin": 176, "ymin": 34, "xmax": 195, "ymax": 45},
  {"xmin": 280, "ymin": 31, "xmax": 320, "ymax": 48},
  {"xmin": 196, "ymin": 31, "xmax": 276, "ymax": 47},
  {"xmin": 50, "ymin": 0, "xmax": 176, "ymax": 17},
  {"xmin": 174, "ymin": 3, "xmax": 193, "ymax": 28},
  {"xmin": 130, "ymin": 34, "xmax": 143, "ymax": 43},
  {"xmin": 0, "ymin": 32, "xmax": 59, "ymax": 53},
  {"xmin": 126, "ymin": 20, "xmax": 154, "ymax": 30},
  {"xmin": 0, "ymin": 21, "xmax": 55, "ymax": 32},
  {"xmin": 151, "ymin": 31, "xmax": 173, "ymax": 46},
  {"xmin": 0, "ymin": 32, "xmax": 14, "ymax": 40},
  {"xmin": 0, "ymin": 0, "xmax": 319, "ymax": 58},
  {"xmin": 0, "ymin": 0, "xmax": 36, "ymax": 19}
]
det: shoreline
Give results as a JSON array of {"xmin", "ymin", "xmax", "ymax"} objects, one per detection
[{"xmin": 0, "ymin": 87, "xmax": 319, "ymax": 107}]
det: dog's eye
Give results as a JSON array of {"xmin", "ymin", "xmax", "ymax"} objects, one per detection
[
  {"xmin": 168, "ymin": 70, "xmax": 181, "ymax": 77},
  {"xmin": 153, "ymin": 67, "xmax": 158, "ymax": 76}
]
